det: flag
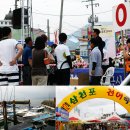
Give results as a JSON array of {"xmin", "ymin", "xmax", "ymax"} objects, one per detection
[
  {"xmin": 78, "ymin": 109, "xmax": 80, "ymax": 116},
  {"xmin": 84, "ymin": 113, "xmax": 86, "ymax": 118},
  {"xmin": 54, "ymin": 30, "xmax": 58, "ymax": 44}
]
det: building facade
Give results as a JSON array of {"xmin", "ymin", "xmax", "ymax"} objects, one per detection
[{"xmin": 0, "ymin": 20, "xmax": 12, "ymax": 27}]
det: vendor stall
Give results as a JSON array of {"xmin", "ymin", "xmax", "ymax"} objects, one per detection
[
  {"xmin": 72, "ymin": 68, "xmax": 126, "ymax": 85},
  {"xmin": 70, "ymin": 56, "xmax": 89, "ymax": 85},
  {"xmin": 55, "ymin": 108, "xmax": 69, "ymax": 130}
]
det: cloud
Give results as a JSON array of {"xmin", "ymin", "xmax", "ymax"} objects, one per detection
[{"xmin": 0, "ymin": 86, "xmax": 55, "ymax": 101}]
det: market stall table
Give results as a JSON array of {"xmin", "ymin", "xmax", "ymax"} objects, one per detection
[
  {"xmin": 72, "ymin": 68, "xmax": 126, "ymax": 85},
  {"xmin": 71, "ymin": 68, "xmax": 89, "ymax": 85}
]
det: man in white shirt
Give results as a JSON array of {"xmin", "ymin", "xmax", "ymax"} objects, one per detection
[
  {"xmin": 89, "ymin": 38, "xmax": 103, "ymax": 85},
  {"xmin": 0, "ymin": 27, "xmax": 23, "ymax": 86},
  {"xmin": 55, "ymin": 33, "xmax": 72, "ymax": 85}
]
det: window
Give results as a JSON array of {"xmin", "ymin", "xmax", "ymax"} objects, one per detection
[
  {"xmin": 80, "ymin": 51, "xmax": 84, "ymax": 56},
  {"xmin": 5, "ymin": 22, "xmax": 7, "ymax": 24},
  {"xmin": 1, "ymin": 22, "xmax": 3, "ymax": 24},
  {"xmin": 83, "ymin": 51, "xmax": 87, "ymax": 56},
  {"xmin": 80, "ymin": 50, "xmax": 87, "ymax": 56}
]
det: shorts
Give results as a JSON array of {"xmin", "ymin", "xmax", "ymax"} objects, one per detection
[{"xmin": 0, "ymin": 72, "xmax": 19, "ymax": 86}]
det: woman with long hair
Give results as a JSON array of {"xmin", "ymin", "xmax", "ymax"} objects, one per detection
[{"xmin": 31, "ymin": 35, "xmax": 49, "ymax": 85}]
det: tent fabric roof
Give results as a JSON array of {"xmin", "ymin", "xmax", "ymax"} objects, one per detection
[
  {"xmin": 87, "ymin": 117, "xmax": 101, "ymax": 123},
  {"xmin": 69, "ymin": 117, "xmax": 79, "ymax": 121},
  {"xmin": 105, "ymin": 113, "xmax": 124, "ymax": 122},
  {"xmin": 107, "ymin": 116, "xmax": 121, "ymax": 121}
]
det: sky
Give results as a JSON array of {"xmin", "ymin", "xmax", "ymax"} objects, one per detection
[
  {"xmin": 56, "ymin": 86, "xmax": 130, "ymax": 120},
  {"xmin": 0, "ymin": 0, "xmax": 124, "ymax": 40},
  {"xmin": 0, "ymin": 86, "xmax": 55, "ymax": 106}
]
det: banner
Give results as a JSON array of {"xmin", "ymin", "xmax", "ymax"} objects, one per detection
[
  {"xmin": 94, "ymin": 25, "xmax": 116, "ymax": 58},
  {"xmin": 58, "ymin": 86, "xmax": 130, "ymax": 113}
]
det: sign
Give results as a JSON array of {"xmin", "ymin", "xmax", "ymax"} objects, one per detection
[
  {"xmin": 87, "ymin": 26, "xmax": 92, "ymax": 40},
  {"xmin": 116, "ymin": 4, "xmax": 127, "ymax": 27},
  {"xmin": 113, "ymin": 2, "xmax": 130, "ymax": 32},
  {"xmin": 95, "ymin": 25, "xmax": 114, "ymax": 37},
  {"xmin": 81, "ymin": 28, "xmax": 87, "ymax": 37},
  {"xmin": 56, "ymin": 107, "xmax": 69, "ymax": 121},
  {"xmin": 94, "ymin": 25, "xmax": 116, "ymax": 58},
  {"xmin": 58, "ymin": 86, "xmax": 130, "ymax": 113}
]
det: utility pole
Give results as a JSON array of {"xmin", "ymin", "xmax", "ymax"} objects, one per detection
[
  {"xmin": 3, "ymin": 101, "xmax": 8, "ymax": 130},
  {"xmin": 90, "ymin": 0, "xmax": 94, "ymax": 30},
  {"xmin": 13, "ymin": 100, "xmax": 18, "ymax": 125},
  {"xmin": 82, "ymin": 0, "xmax": 99, "ymax": 30},
  {"xmin": 20, "ymin": 0, "xmax": 33, "ymax": 43},
  {"xmin": 114, "ymin": 101, "xmax": 116, "ymax": 113},
  {"xmin": 29, "ymin": 100, "xmax": 31, "ymax": 110},
  {"xmin": 21, "ymin": 0, "xmax": 25, "ymax": 45},
  {"xmin": 47, "ymin": 19, "xmax": 50, "ymax": 41},
  {"xmin": 59, "ymin": 0, "xmax": 64, "ymax": 34},
  {"xmin": 113, "ymin": 86, "xmax": 116, "ymax": 113},
  {"xmin": 15, "ymin": 0, "xmax": 19, "ymax": 9}
]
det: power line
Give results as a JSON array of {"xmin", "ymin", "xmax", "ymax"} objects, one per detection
[
  {"xmin": 32, "ymin": 12, "xmax": 90, "ymax": 16},
  {"xmin": 62, "ymin": 27, "xmax": 76, "ymax": 32},
  {"xmin": 95, "ymin": 10, "xmax": 112, "ymax": 14},
  {"xmin": 63, "ymin": 22, "xmax": 81, "ymax": 29},
  {"xmin": 32, "ymin": 10, "xmax": 112, "ymax": 17}
]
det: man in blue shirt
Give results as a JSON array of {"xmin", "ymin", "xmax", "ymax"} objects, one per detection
[
  {"xmin": 22, "ymin": 37, "xmax": 32, "ymax": 85},
  {"xmin": 89, "ymin": 38, "xmax": 103, "ymax": 85}
]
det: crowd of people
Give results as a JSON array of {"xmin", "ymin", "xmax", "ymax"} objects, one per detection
[
  {"xmin": 0, "ymin": 27, "xmax": 73, "ymax": 86},
  {"xmin": 22, "ymin": 32, "xmax": 73, "ymax": 86},
  {"xmin": 0, "ymin": 26, "xmax": 130, "ymax": 86}
]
